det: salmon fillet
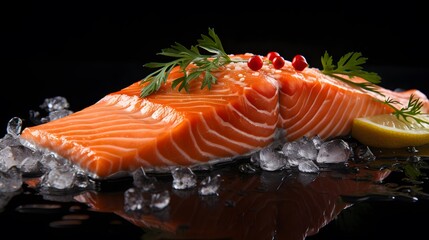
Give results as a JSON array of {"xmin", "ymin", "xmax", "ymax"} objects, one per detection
[{"xmin": 20, "ymin": 54, "xmax": 429, "ymax": 179}]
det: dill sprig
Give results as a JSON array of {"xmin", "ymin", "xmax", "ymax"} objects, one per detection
[
  {"xmin": 384, "ymin": 94, "xmax": 429, "ymax": 126},
  {"xmin": 321, "ymin": 51, "xmax": 428, "ymax": 127},
  {"xmin": 321, "ymin": 51, "xmax": 383, "ymax": 96},
  {"xmin": 140, "ymin": 28, "xmax": 232, "ymax": 97}
]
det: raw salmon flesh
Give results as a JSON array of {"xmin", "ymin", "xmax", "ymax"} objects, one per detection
[{"xmin": 19, "ymin": 54, "xmax": 429, "ymax": 179}]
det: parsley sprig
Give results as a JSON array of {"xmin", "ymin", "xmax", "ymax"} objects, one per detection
[
  {"xmin": 140, "ymin": 28, "xmax": 232, "ymax": 97},
  {"xmin": 321, "ymin": 51, "xmax": 383, "ymax": 96}
]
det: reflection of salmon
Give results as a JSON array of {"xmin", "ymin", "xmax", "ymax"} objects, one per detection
[
  {"xmin": 74, "ymin": 166, "xmax": 391, "ymax": 239},
  {"xmin": 20, "ymin": 54, "xmax": 429, "ymax": 178}
]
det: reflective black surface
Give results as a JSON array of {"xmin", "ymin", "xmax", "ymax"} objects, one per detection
[
  {"xmin": 2, "ymin": 2, "xmax": 429, "ymax": 239},
  {"xmin": 1, "ymin": 147, "xmax": 429, "ymax": 240}
]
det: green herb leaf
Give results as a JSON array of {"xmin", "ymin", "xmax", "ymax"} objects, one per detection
[
  {"xmin": 139, "ymin": 28, "xmax": 232, "ymax": 97},
  {"xmin": 321, "ymin": 51, "xmax": 428, "ymax": 127},
  {"xmin": 403, "ymin": 163, "xmax": 421, "ymax": 181},
  {"xmin": 384, "ymin": 94, "xmax": 429, "ymax": 126},
  {"xmin": 321, "ymin": 51, "xmax": 382, "ymax": 95},
  {"xmin": 321, "ymin": 51, "xmax": 381, "ymax": 84}
]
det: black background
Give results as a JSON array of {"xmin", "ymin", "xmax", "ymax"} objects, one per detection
[
  {"xmin": 1, "ymin": 2, "xmax": 429, "ymax": 239},
  {"xmin": 2, "ymin": 1, "xmax": 428, "ymax": 134}
]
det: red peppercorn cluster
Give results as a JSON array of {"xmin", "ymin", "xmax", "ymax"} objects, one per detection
[{"xmin": 247, "ymin": 52, "xmax": 308, "ymax": 72}]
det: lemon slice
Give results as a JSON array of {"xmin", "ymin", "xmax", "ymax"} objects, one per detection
[{"xmin": 351, "ymin": 113, "xmax": 429, "ymax": 148}]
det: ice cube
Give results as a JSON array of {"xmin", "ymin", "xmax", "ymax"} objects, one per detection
[
  {"xmin": 132, "ymin": 167, "xmax": 157, "ymax": 191},
  {"xmin": 0, "ymin": 134, "xmax": 22, "ymax": 149},
  {"xmin": 73, "ymin": 169, "xmax": 91, "ymax": 189},
  {"xmin": 198, "ymin": 174, "xmax": 221, "ymax": 196},
  {"xmin": 282, "ymin": 137, "xmax": 318, "ymax": 161},
  {"xmin": 40, "ymin": 96, "xmax": 70, "ymax": 112},
  {"xmin": 19, "ymin": 155, "xmax": 44, "ymax": 175},
  {"xmin": 0, "ymin": 166, "xmax": 22, "ymax": 192},
  {"xmin": 353, "ymin": 145, "xmax": 376, "ymax": 162},
  {"xmin": 171, "ymin": 166, "xmax": 197, "ymax": 190},
  {"xmin": 150, "ymin": 190, "xmax": 170, "ymax": 210},
  {"xmin": 312, "ymin": 135, "xmax": 323, "ymax": 150},
  {"xmin": 124, "ymin": 187, "xmax": 144, "ymax": 212},
  {"xmin": 316, "ymin": 139, "xmax": 351, "ymax": 164},
  {"xmin": 258, "ymin": 147, "xmax": 288, "ymax": 171},
  {"xmin": 40, "ymin": 168, "xmax": 75, "ymax": 190},
  {"xmin": 0, "ymin": 146, "xmax": 15, "ymax": 172},
  {"xmin": 6, "ymin": 117, "xmax": 22, "ymax": 137}
]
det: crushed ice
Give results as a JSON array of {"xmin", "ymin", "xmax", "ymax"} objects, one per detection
[
  {"xmin": 0, "ymin": 96, "xmax": 378, "ymax": 213},
  {"xmin": 0, "ymin": 97, "xmax": 92, "ymax": 196},
  {"xmin": 249, "ymin": 135, "xmax": 356, "ymax": 174},
  {"xmin": 123, "ymin": 167, "xmax": 171, "ymax": 213}
]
